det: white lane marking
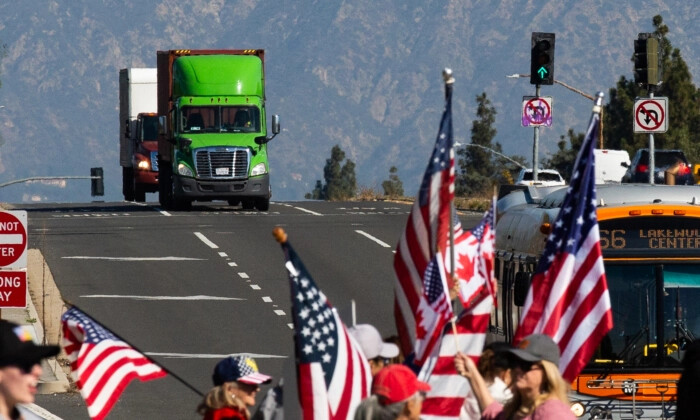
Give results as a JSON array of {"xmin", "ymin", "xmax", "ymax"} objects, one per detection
[
  {"xmin": 274, "ymin": 309, "xmax": 286, "ymax": 316},
  {"xmin": 146, "ymin": 352, "xmax": 287, "ymax": 359},
  {"xmin": 287, "ymin": 323, "xmax": 294, "ymax": 329},
  {"xmin": 228, "ymin": 262, "xmax": 238, "ymax": 267},
  {"xmin": 159, "ymin": 210, "xmax": 171, "ymax": 216},
  {"xmin": 218, "ymin": 252, "xmax": 228, "ymax": 258},
  {"xmin": 262, "ymin": 296, "xmax": 272, "ymax": 302},
  {"xmin": 238, "ymin": 272, "xmax": 249, "ymax": 279},
  {"xmin": 293, "ymin": 206, "xmax": 323, "ymax": 216},
  {"xmin": 80, "ymin": 295, "xmax": 244, "ymax": 301},
  {"xmin": 194, "ymin": 232, "xmax": 219, "ymax": 249},
  {"xmin": 250, "ymin": 285, "xmax": 261, "ymax": 290},
  {"xmin": 62, "ymin": 256, "xmax": 205, "ymax": 261},
  {"xmin": 355, "ymin": 230, "xmax": 392, "ymax": 248}
]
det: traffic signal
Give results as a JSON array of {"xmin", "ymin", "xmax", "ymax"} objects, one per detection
[
  {"xmin": 91, "ymin": 167, "xmax": 104, "ymax": 196},
  {"xmin": 530, "ymin": 32, "xmax": 555, "ymax": 85},
  {"xmin": 633, "ymin": 33, "xmax": 661, "ymax": 86}
]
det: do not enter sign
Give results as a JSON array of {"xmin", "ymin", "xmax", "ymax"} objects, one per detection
[{"xmin": 0, "ymin": 211, "xmax": 27, "ymax": 269}]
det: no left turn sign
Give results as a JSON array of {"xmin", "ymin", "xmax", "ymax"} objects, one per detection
[
  {"xmin": 0, "ymin": 211, "xmax": 27, "ymax": 269},
  {"xmin": 634, "ymin": 97, "xmax": 668, "ymax": 133}
]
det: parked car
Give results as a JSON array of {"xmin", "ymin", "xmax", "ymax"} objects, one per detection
[
  {"xmin": 621, "ymin": 149, "xmax": 694, "ymax": 185},
  {"xmin": 515, "ymin": 168, "xmax": 566, "ymax": 187}
]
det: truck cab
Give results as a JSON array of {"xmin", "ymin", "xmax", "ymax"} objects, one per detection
[{"xmin": 157, "ymin": 50, "xmax": 280, "ymax": 211}]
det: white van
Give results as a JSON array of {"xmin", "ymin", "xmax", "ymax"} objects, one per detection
[{"xmin": 594, "ymin": 149, "xmax": 630, "ymax": 184}]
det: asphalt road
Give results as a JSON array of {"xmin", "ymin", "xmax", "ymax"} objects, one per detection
[{"xmin": 14, "ymin": 200, "xmax": 484, "ymax": 419}]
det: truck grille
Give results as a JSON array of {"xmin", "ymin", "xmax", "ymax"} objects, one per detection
[
  {"xmin": 194, "ymin": 147, "xmax": 250, "ymax": 180},
  {"xmin": 150, "ymin": 151, "xmax": 159, "ymax": 172}
]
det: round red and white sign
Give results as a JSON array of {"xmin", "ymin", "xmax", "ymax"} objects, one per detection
[{"xmin": 0, "ymin": 211, "xmax": 27, "ymax": 268}]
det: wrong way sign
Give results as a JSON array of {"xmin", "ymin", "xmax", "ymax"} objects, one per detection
[
  {"xmin": 634, "ymin": 97, "xmax": 668, "ymax": 133},
  {"xmin": 0, "ymin": 211, "xmax": 27, "ymax": 269}
]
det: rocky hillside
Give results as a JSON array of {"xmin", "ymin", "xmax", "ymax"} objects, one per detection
[{"xmin": 0, "ymin": 1, "xmax": 698, "ymax": 202}]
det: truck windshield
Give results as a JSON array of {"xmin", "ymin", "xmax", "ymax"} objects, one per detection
[
  {"xmin": 140, "ymin": 115, "xmax": 159, "ymax": 141},
  {"xmin": 181, "ymin": 106, "xmax": 260, "ymax": 134},
  {"xmin": 597, "ymin": 263, "xmax": 700, "ymax": 368}
]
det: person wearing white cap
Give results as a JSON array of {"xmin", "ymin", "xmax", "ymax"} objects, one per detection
[
  {"xmin": 197, "ymin": 355, "xmax": 273, "ymax": 420},
  {"xmin": 348, "ymin": 324, "xmax": 400, "ymax": 376}
]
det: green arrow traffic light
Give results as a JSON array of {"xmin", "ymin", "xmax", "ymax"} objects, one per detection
[{"xmin": 530, "ymin": 32, "xmax": 555, "ymax": 85}]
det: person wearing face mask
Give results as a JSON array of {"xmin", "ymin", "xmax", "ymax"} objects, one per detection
[
  {"xmin": 0, "ymin": 320, "xmax": 60, "ymax": 420},
  {"xmin": 455, "ymin": 334, "xmax": 574, "ymax": 420},
  {"xmin": 198, "ymin": 355, "xmax": 272, "ymax": 420}
]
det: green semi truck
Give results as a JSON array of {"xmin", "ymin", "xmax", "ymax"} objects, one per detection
[{"xmin": 157, "ymin": 49, "xmax": 280, "ymax": 210}]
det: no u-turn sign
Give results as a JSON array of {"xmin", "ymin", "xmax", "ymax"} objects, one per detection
[{"xmin": 634, "ymin": 97, "xmax": 668, "ymax": 133}]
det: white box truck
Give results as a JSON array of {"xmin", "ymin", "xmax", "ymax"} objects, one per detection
[{"xmin": 119, "ymin": 68, "xmax": 158, "ymax": 202}]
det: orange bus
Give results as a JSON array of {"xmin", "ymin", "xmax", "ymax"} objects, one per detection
[{"xmin": 492, "ymin": 184, "xmax": 699, "ymax": 419}]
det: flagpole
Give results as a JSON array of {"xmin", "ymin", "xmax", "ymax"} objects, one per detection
[
  {"xmin": 442, "ymin": 68, "xmax": 460, "ymax": 354},
  {"xmin": 443, "ymin": 68, "xmax": 456, "ymax": 296},
  {"xmin": 62, "ymin": 300, "xmax": 205, "ymax": 397}
]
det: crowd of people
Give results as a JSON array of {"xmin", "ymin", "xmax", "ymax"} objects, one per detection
[
  {"xmin": 189, "ymin": 324, "xmax": 700, "ymax": 420},
  {"xmin": 2, "ymin": 315, "xmax": 698, "ymax": 420}
]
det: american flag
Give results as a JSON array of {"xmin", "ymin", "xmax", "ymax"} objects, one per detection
[
  {"xmin": 61, "ymin": 307, "xmax": 167, "ymax": 420},
  {"xmin": 419, "ymin": 300, "xmax": 493, "ymax": 420},
  {"xmin": 279, "ymin": 237, "xmax": 371, "ymax": 420},
  {"xmin": 513, "ymin": 111, "xmax": 613, "ymax": 382},
  {"xmin": 394, "ymin": 83, "xmax": 455, "ymax": 367}
]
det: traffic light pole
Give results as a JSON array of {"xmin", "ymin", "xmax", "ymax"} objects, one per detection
[{"xmin": 533, "ymin": 84, "xmax": 540, "ymax": 181}]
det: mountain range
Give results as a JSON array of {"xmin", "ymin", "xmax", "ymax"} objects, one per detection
[{"xmin": 1, "ymin": 1, "xmax": 699, "ymax": 203}]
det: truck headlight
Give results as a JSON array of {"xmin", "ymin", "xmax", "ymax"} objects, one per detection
[
  {"xmin": 177, "ymin": 163, "xmax": 194, "ymax": 177},
  {"xmin": 137, "ymin": 159, "xmax": 151, "ymax": 170},
  {"xmin": 251, "ymin": 162, "xmax": 267, "ymax": 176}
]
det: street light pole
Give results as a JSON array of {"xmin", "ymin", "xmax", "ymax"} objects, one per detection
[{"xmin": 507, "ymin": 74, "xmax": 604, "ymax": 148}]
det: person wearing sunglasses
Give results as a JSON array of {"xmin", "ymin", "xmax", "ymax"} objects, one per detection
[
  {"xmin": 455, "ymin": 334, "xmax": 574, "ymax": 420},
  {"xmin": 0, "ymin": 320, "xmax": 60, "ymax": 420},
  {"xmin": 198, "ymin": 355, "xmax": 272, "ymax": 420}
]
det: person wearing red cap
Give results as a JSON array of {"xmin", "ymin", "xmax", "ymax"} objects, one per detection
[
  {"xmin": 353, "ymin": 364, "xmax": 430, "ymax": 420},
  {"xmin": 0, "ymin": 320, "xmax": 60, "ymax": 420},
  {"xmin": 455, "ymin": 334, "xmax": 574, "ymax": 420},
  {"xmin": 197, "ymin": 355, "xmax": 273, "ymax": 420}
]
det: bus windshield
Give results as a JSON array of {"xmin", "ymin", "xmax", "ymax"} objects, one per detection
[
  {"xmin": 181, "ymin": 106, "xmax": 261, "ymax": 134},
  {"xmin": 599, "ymin": 263, "xmax": 700, "ymax": 368}
]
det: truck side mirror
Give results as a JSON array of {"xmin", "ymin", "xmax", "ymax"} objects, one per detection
[
  {"xmin": 255, "ymin": 115, "xmax": 281, "ymax": 145},
  {"xmin": 158, "ymin": 116, "xmax": 167, "ymax": 136},
  {"xmin": 621, "ymin": 161, "xmax": 630, "ymax": 168},
  {"xmin": 513, "ymin": 271, "xmax": 532, "ymax": 307},
  {"xmin": 271, "ymin": 114, "xmax": 280, "ymax": 135}
]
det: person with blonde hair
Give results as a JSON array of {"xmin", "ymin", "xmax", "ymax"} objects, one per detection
[
  {"xmin": 455, "ymin": 334, "xmax": 574, "ymax": 420},
  {"xmin": 198, "ymin": 355, "xmax": 272, "ymax": 420}
]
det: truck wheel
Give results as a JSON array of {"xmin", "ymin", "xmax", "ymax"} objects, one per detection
[
  {"xmin": 134, "ymin": 183, "xmax": 146, "ymax": 202},
  {"xmin": 228, "ymin": 199, "xmax": 240, "ymax": 207},
  {"xmin": 255, "ymin": 198, "xmax": 270, "ymax": 212},
  {"xmin": 241, "ymin": 199, "xmax": 255, "ymax": 210},
  {"xmin": 159, "ymin": 162, "xmax": 174, "ymax": 209},
  {"xmin": 123, "ymin": 167, "xmax": 135, "ymax": 201}
]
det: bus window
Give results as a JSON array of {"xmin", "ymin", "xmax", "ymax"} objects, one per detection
[{"xmin": 601, "ymin": 264, "xmax": 700, "ymax": 367}]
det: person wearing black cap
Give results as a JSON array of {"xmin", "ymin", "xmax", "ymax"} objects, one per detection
[
  {"xmin": 455, "ymin": 334, "xmax": 574, "ymax": 420},
  {"xmin": 197, "ymin": 355, "xmax": 272, "ymax": 420},
  {"xmin": 0, "ymin": 320, "xmax": 59, "ymax": 420}
]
